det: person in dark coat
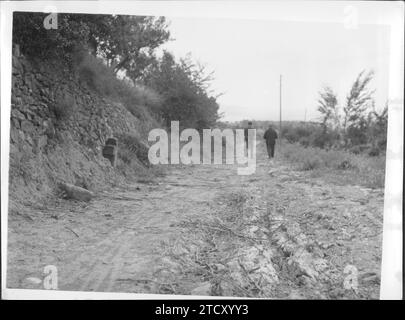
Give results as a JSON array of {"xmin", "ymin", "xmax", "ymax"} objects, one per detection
[
  {"xmin": 263, "ymin": 125, "xmax": 278, "ymax": 159},
  {"xmin": 244, "ymin": 121, "xmax": 253, "ymax": 145}
]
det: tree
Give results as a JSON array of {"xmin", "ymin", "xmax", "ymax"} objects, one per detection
[
  {"xmin": 92, "ymin": 15, "xmax": 170, "ymax": 79},
  {"xmin": 343, "ymin": 70, "xmax": 375, "ymax": 146},
  {"xmin": 367, "ymin": 103, "xmax": 388, "ymax": 151},
  {"xmin": 13, "ymin": 12, "xmax": 91, "ymax": 61},
  {"xmin": 143, "ymin": 52, "xmax": 220, "ymax": 129},
  {"xmin": 13, "ymin": 12, "xmax": 170, "ymax": 80},
  {"xmin": 317, "ymin": 86, "xmax": 339, "ymax": 132}
]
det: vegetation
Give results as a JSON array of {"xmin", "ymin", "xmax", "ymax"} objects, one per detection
[
  {"xmin": 143, "ymin": 52, "xmax": 220, "ymax": 129},
  {"xmin": 280, "ymin": 143, "xmax": 385, "ymax": 189},
  {"xmin": 13, "ymin": 13, "xmax": 170, "ymax": 81},
  {"xmin": 75, "ymin": 52, "xmax": 160, "ymax": 120},
  {"xmin": 52, "ymin": 92, "xmax": 76, "ymax": 121},
  {"xmin": 274, "ymin": 70, "xmax": 387, "ymax": 157},
  {"xmin": 13, "ymin": 12, "xmax": 220, "ymax": 131}
]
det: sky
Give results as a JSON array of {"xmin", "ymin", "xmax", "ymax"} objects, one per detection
[{"xmin": 161, "ymin": 13, "xmax": 391, "ymax": 122}]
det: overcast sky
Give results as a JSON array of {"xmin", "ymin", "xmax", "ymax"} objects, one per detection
[{"xmin": 161, "ymin": 13, "xmax": 391, "ymax": 122}]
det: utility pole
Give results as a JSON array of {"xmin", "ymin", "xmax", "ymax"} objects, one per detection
[
  {"xmin": 304, "ymin": 108, "xmax": 307, "ymax": 122},
  {"xmin": 279, "ymin": 75, "xmax": 282, "ymax": 145}
]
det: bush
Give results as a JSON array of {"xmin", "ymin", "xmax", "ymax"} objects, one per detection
[
  {"xmin": 13, "ymin": 12, "xmax": 91, "ymax": 63},
  {"xmin": 300, "ymin": 155, "xmax": 323, "ymax": 171},
  {"xmin": 52, "ymin": 93, "xmax": 76, "ymax": 121},
  {"xmin": 367, "ymin": 147, "xmax": 380, "ymax": 157},
  {"xmin": 143, "ymin": 52, "xmax": 220, "ymax": 129},
  {"xmin": 280, "ymin": 142, "xmax": 385, "ymax": 188},
  {"xmin": 76, "ymin": 53, "xmax": 162, "ymax": 120},
  {"xmin": 281, "ymin": 123, "xmax": 340, "ymax": 150},
  {"xmin": 283, "ymin": 125, "xmax": 312, "ymax": 144},
  {"xmin": 336, "ymin": 159, "xmax": 353, "ymax": 170},
  {"xmin": 117, "ymin": 133, "xmax": 150, "ymax": 167},
  {"xmin": 349, "ymin": 144, "xmax": 369, "ymax": 155}
]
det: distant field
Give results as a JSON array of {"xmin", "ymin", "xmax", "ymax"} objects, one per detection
[{"xmin": 279, "ymin": 142, "xmax": 386, "ymax": 189}]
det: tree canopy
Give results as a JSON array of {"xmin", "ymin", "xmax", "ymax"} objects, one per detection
[
  {"xmin": 143, "ymin": 52, "xmax": 220, "ymax": 129},
  {"xmin": 13, "ymin": 13, "xmax": 170, "ymax": 81}
]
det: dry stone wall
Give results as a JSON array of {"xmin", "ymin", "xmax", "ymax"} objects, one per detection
[{"xmin": 8, "ymin": 50, "xmax": 151, "ymax": 203}]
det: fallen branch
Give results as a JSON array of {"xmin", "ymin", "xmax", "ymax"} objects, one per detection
[{"xmin": 65, "ymin": 226, "xmax": 79, "ymax": 237}]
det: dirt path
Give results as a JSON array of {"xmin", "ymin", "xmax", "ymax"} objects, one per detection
[{"xmin": 7, "ymin": 141, "xmax": 383, "ymax": 298}]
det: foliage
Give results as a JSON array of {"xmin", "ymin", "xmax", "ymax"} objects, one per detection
[
  {"xmin": 13, "ymin": 12, "xmax": 170, "ymax": 81},
  {"xmin": 52, "ymin": 92, "xmax": 76, "ymax": 121},
  {"xmin": 282, "ymin": 123, "xmax": 340, "ymax": 149},
  {"xmin": 281, "ymin": 143, "xmax": 385, "ymax": 188},
  {"xmin": 310, "ymin": 70, "xmax": 388, "ymax": 155},
  {"xmin": 343, "ymin": 70, "xmax": 376, "ymax": 147},
  {"xmin": 117, "ymin": 133, "xmax": 150, "ymax": 167},
  {"xmin": 13, "ymin": 12, "xmax": 90, "ymax": 63},
  {"xmin": 367, "ymin": 105, "xmax": 388, "ymax": 153},
  {"xmin": 14, "ymin": 12, "xmax": 220, "ymax": 132},
  {"xmin": 344, "ymin": 70, "xmax": 375, "ymax": 130},
  {"xmin": 76, "ymin": 53, "xmax": 161, "ymax": 120},
  {"xmin": 143, "ymin": 52, "xmax": 220, "ymax": 129},
  {"xmin": 317, "ymin": 86, "xmax": 339, "ymax": 131}
]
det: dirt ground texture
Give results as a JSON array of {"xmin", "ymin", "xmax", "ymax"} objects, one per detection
[{"xmin": 7, "ymin": 141, "xmax": 383, "ymax": 299}]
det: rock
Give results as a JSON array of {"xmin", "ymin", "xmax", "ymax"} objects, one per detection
[
  {"xmin": 219, "ymin": 281, "xmax": 234, "ymax": 297},
  {"xmin": 190, "ymin": 282, "xmax": 212, "ymax": 296},
  {"xmin": 35, "ymin": 135, "xmax": 48, "ymax": 153},
  {"xmin": 43, "ymin": 120, "xmax": 55, "ymax": 138},
  {"xmin": 11, "ymin": 95, "xmax": 23, "ymax": 105},
  {"xmin": 59, "ymin": 182, "xmax": 94, "ymax": 202},
  {"xmin": 359, "ymin": 272, "xmax": 380, "ymax": 284},
  {"xmin": 12, "ymin": 55, "xmax": 22, "ymax": 69},
  {"xmin": 26, "ymin": 135, "xmax": 34, "ymax": 146},
  {"xmin": 26, "ymin": 277, "xmax": 42, "ymax": 285},
  {"xmin": 10, "ymin": 127, "xmax": 19, "ymax": 143},
  {"xmin": 212, "ymin": 263, "xmax": 226, "ymax": 272},
  {"xmin": 362, "ymin": 275, "xmax": 380, "ymax": 284},
  {"xmin": 21, "ymin": 276, "xmax": 43, "ymax": 289},
  {"xmin": 288, "ymin": 289, "xmax": 305, "ymax": 299},
  {"xmin": 11, "ymin": 117, "xmax": 20, "ymax": 129},
  {"xmin": 11, "ymin": 109, "xmax": 26, "ymax": 120},
  {"xmin": 20, "ymin": 120, "xmax": 35, "ymax": 133},
  {"xmin": 329, "ymin": 288, "xmax": 346, "ymax": 299}
]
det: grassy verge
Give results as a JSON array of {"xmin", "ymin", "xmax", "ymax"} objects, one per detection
[{"xmin": 279, "ymin": 142, "xmax": 386, "ymax": 189}]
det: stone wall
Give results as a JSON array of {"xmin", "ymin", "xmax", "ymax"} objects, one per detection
[{"xmin": 8, "ymin": 50, "xmax": 152, "ymax": 203}]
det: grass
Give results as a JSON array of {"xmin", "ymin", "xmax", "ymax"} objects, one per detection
[
  {"xmin": 115, "ymin": 132, "xmax": 167, "ymax": 182},
  {"xmin": 52, "ymin": 93, "xmax": 76, "ymax": 122},
  {"xmin": 76, "ymin": 53, "xmax": 162, "ymax": 121},
  {"xmin": 280, "ymin": 142, "xmax": 386, "ymax": 189},
  {"xmin": 75, "ymin": 53, "xmax": 165, "ymax": 179}
]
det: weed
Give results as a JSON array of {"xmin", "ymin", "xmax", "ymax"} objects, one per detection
[
  {"xmin": 280, "ymin": 142, "xmax": 385, "ymax": 188},
  {"xmin": 76, "ymin": 53, "xmax": 162, "ymax": 120}
]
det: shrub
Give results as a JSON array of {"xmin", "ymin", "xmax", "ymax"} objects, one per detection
[
  {"xmin": 52, "ymin": 93, "xmax": 76, "ymax": 121},
  {"xmin": 117, "ymin": 133, "xmax": 150, "ymax": 167},
  {"xmin": 283, "ymin": 125, "xmax": 312, "ymax": 144},
  {"xmin": 300, "ymin": 155, "xmax": 322, "ymax": 171},
  {"xmin": 76, "ymin": 53, "xmax": 162, "ymax": 120},
  {"xmin": 77, "ymin": 53, "xmax": 122, "ymax": 96},
  {"xmin": 368, "ymin": 146, "xmax": 380, "ymax": 157},
  {"xmin": 336, "ymin": 159, "xmax": 353, "ymax": 170},
  {"xmin": 349, "ymin": 144, "xmax": 369, "ymax": 155},
  {"xmin": 299, "ymin": 136, "xmax": 310, "ymax": 147},
  {"xmin": 280, "ymin": 142, "xmax": 385, "ymax": 188}
]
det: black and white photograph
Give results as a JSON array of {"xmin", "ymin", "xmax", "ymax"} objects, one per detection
[{"xmin": 1, "ymin": 1, "xmax": 403, "ymax": 300}]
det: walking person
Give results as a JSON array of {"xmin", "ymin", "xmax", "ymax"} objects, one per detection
[
  {"xmin": 244, "ymin": 121, "xmax": 254, "ymax": 157},
  {"xmin": 263, "ymin": 124, "xmax": 278, "ymax": 159}
]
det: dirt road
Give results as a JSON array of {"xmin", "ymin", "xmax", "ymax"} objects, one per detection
[{"xmin": 7, "ymin": 141, "xmax": 383, "ymax": 298}]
